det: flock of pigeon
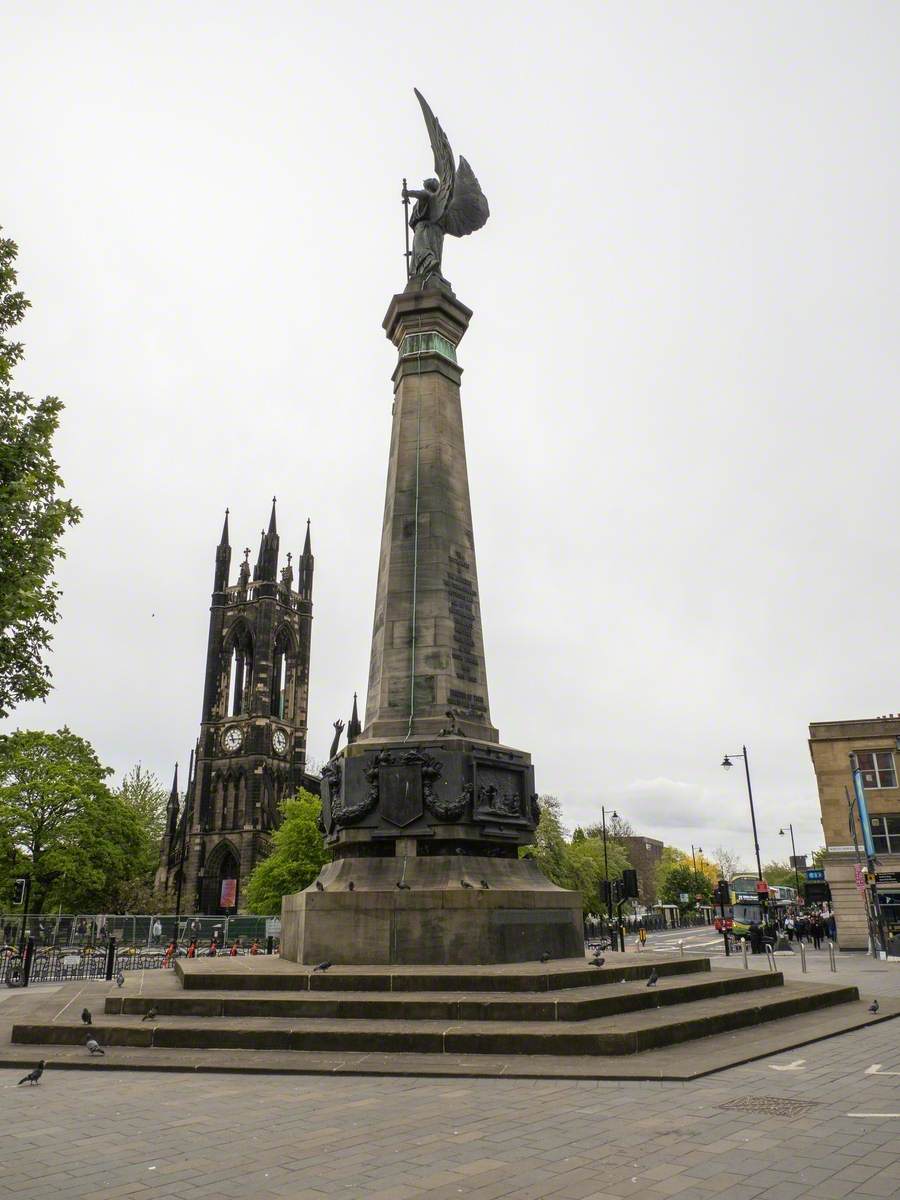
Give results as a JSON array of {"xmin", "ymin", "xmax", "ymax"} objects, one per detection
[{"xmin": 12, "ymin": 938, "xmax": 885, "ymax": 1082}]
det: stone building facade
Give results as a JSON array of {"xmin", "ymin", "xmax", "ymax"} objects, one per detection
[
  {"xmin": 809, "ymin": 715, "xmax": 900, "ymax": 951},
  {"xmin": 620, "ymin": 835, "xmax": 664, "ymax": 906},
  {"xmin": 156, "ymin": 502, "xmax": 318, "ymax": 914}
]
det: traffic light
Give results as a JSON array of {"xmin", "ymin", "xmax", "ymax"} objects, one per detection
[
  {"xmin": 714, "ymin": 880, "xmax": 730, "ymax": 907},
  {"xmin": 622, "ymin": 868, "xmax": 639, "ymax": 899},
  {"xmin": 12, "ymin": 878, "xmax": 27, "ymax": 906}
]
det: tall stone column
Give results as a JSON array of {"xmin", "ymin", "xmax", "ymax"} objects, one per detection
[
  {"xmin": 281, "ymin": 288, "xmax": 583, "ymax": 966},
  {"xmin": 364, "ymin": 289, "xmax": 498, "ymax": 744}
]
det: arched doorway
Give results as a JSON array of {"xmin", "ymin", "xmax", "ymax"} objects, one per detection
[{"xmin": 200, "ymin": 841, "xmax": 240, "ymax": 914}]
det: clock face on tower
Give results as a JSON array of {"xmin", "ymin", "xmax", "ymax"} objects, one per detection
[
  {"xmin": 223, "ymin": 726, "xmax": 243, "ymax": 753},
  {"xmin": 272, "ymin": 729, "xmax": 288, "ymax": 755}
]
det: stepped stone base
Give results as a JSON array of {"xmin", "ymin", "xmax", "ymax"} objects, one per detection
[
  {"xmin": 280, "ymin": 855, "xmax": 584, "ymax": 965},
  {"xmin": 7, "ymin": 953, "xmax": 873, "ymax": 1074}
]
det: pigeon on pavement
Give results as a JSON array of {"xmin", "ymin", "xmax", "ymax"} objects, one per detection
[
  {"xmin": 141, "ymin": 1008, "xmax": 157, "ymax": 1022},
  {"xmin": 81, "ymin": 1008, "xmax": 92, "ymax": 1025},
  {"xmin": 869, "ymin": 999, "xmax": 879, "ymax": 1014},
  {"xmin": 590, "ymin": 956, "xmax": 606, "ymax": 968},
  {"xmin": 85, "ymin": 1037, "xmax": 104, "ymax": 1056},
  {"xmin": 480, "ymin": 880, "xmax": 490, "ymax": 889},
  {"xmin": 460, "ymin": 879, "xmax": 473, "ymax": 888},
  {"xmin": 539, "ymin": 951, "xmax": 551, "ymax": 963},
  {"xmin": 18, "ymin": 1061, "xmax": 44, "ymax": 1085},
  {"xmin": 348, "ymin": 881, "xmax": 354, "ymax": 891},
  {"xmin": 315, "ymin": 880, "xmax": 325, "ymax": 891},
  {"xmin": 396, "ymin": 881, "xmax": 411, "ymax": 890},
  {"xmin": 313, "ymin": 961, "xmax": 332, "ymax": 973},
  {"xmin": 115, "ymin": 971, "xmax": 125, "ymax": 988},
  {"xmin": 646, "ymin": 969, "xmax": 659, "ymax": 988}
]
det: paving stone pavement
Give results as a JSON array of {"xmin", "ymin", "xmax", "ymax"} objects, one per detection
[{"xmin": 2, "ymin": 1012, "xmax": 899, "ymax": 1200}]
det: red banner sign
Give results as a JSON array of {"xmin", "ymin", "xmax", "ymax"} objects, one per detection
[{"xmin": 220, "ymin": 878, "xmax": 237, "ymax": 908}]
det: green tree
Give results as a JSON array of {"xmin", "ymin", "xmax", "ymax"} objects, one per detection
[
  {"xmin": 117, "ymin": 764, "xmax": 168, "ymax": 845},
  {"xmin": 523, "ymin": 798, "xmax": 631, "ymax": 914},
  {"xmin": 0, "ymin": 728, "xmax": 148, "ymax": 911},
  {"xmin": 658, "ymin": 861, "xmax": 714, "ymax": 912},
  {"xmin": 565, "ymin": 834, "xmax": 630, "ymax": 914},
  {"xmin": 244, "ymin": 789, "xmax": 328, "ymax": 914},
  {"xmin": 0, "ymin": 232, "xmax": 80, "ymax": 717},
  {"xmin": 523, "ymin": 795, "xmax": 570, "ymax": 888},
  {"xmin": 762, "ymin": 859, "xmax": 798, "ymax": 888}
]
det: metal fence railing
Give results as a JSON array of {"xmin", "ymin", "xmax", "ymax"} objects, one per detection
[{"xmin": 0, "ymin": 912, "xmax": 279, "ymax": 952}]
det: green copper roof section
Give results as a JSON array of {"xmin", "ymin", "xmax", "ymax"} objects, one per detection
[{"xmin": 399, "ymin": 330, "xmax": 458, "ymax": 363}]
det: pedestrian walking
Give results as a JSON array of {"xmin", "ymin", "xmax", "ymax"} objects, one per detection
[
  {"xmin": 811, "ymin": 916, "xmax": 823, "ymax": 950},
  {"xmin": 151, "ymin": 918, "xmax": 162, "ymax": 946}
]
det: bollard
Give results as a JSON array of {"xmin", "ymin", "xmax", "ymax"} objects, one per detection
[
  {"xmin": 799, "ymin": 941, "xmax": 807, "ymax": 973},
  {"xmin": 741, "ymin": 938, "xmax": 749, "ymax": 970},
  {"xmin": 265, "ymin": 935, "xmax": 274, "ymax": 956},
  {"xmin": 827, "ymin": 940, "xmax": 837, "ymax": 972},
  {"xmin": 105, "ymin": 938, "xmax": 117, "ymax": 981},
  {"xmin": 765, "ymin": 945, "xmax": 777, "ymax": 973},
  {"xmin": 678, "ymin": 939, "xmax": 684, "ymax": 956},
  {"xmin": 21, "ymin": 937, "xmax": 35, "ymax": 988}
]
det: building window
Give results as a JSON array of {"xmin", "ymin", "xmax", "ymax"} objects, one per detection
[
  {"xmin": 855, "ymin": 750, "xmax": 897, "ymax": 789},
  {"xmin": 870, "ymin": 814, "xmax": 900, "ymax": 854}
]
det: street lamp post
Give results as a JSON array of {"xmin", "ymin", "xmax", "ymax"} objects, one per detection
[
  {"xmin": 721, "ymin": 745, "xmax": 768, "ymax": 923},
  {"xmin": 778, "ymin": 824, "xmax": 801, "ymax": 899},
  {"xmin": 690, "ymin": 844, "xmax": 703, "ymax": 919},
  {"xmin": 600, "ymin": 805, "xmax": 619, "ymax": 947}
]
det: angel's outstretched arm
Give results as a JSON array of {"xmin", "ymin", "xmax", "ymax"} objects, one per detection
[{"xmin": 403, "ymin": 186, "xmax": 431, "ymax": 202}]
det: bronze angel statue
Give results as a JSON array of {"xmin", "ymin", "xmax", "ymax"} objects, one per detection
[{"xmin": 402, "ymin": 89, "xmax": 490, "ymax": 292}]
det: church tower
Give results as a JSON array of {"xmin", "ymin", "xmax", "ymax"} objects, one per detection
[{"xmin": 161, "ymin": 501, "xmax": 316, "ymax": 914}]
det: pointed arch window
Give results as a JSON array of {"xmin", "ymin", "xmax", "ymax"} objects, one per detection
[
  {"xmin": 226, "ymin": 625, "xmax": 253, "ymax": 717},
  {"xmin": 271, "ymin": 627, "xmax": 293, "ymax": 718}
]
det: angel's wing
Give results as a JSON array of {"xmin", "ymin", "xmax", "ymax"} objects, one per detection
[
  {"xmin": 441, "ymin": 156, "xmax": 490, "ymax": 238},
  {"xmin": 415, "ymin": 88, "xmax": 454, "ymax": 222}
]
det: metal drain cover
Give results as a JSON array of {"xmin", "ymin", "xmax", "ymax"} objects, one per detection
[{"xmin": 719, "ymin": 1096, "xmax": 821, "ymax": 1118}]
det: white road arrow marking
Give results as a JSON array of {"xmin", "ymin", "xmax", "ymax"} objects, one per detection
[
  {"xmin": 865, "ymin": 1064, "xmax": 900, "ymax": 1076},
  {"xmin": 769, "ymin": 1060, "xmax": 806, "ymax": 1071}
]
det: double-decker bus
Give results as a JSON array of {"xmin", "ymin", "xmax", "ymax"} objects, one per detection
[{"xmin": 728, "ymin": 876, "xmax": 798, "ymax": 930}]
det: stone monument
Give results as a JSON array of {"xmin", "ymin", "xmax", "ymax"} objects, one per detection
[{"xmin": 281, "ymin": 91, "xmax": 583, "ymax": 965}]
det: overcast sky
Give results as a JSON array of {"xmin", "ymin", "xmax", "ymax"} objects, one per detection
[{"xmin": 3, "ymin": 2, "xmax": 899, "ymax": 871}]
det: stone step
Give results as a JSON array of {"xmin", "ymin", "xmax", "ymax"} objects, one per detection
[
  {"xmin": 174, "ymin": 953, "xmax": 708, "ymax": 993},
  {"xmin": 12, "ymin": 981, "xmax": 859, "ymax": 1056},
  {"xmin": 105, "ymin": 968, "xmax": 782, "ymax": 1023}
]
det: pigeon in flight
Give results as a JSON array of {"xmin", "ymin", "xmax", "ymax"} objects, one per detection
[
  {"xmin": 539, "ymin": 951, "xmax": 551, "ymax": 963},
  {"xmin": 646, "ymin": 969, "xmax": 659, "ymax": 988},
  {"xmin": 81, "ymin": 1008, "xmax": 92, "ymax": 1025},
  {"xmin": 869, "ymin": 999, "xmax": 879, "ymax": 1014},
  {"xmin": 115, "ymin": 971, "xmax": 125, "ymax": 988},
  {"xmin": 85, "ymin": 1037, "xmax": 105, "ymax": 1056},
  {"xmin": 18, "ymin": 1060, "xmax": 44, "ymax": 1086},
  {"xmin": 460, "ymin": 879, "xmax": 473, "ymax": 889},
  {"xmin": 141, "ymin": 1008, "xmax": 157, "ymax": 1022},
  {"xmin": 313, "ymin": 961, "xmax": 332, "ymax": 973}
]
